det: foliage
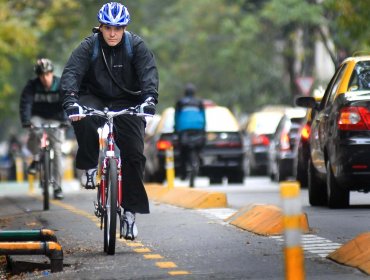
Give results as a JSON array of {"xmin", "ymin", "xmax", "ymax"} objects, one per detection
[
  {"xmin": 0, "ymin": 0, "xmax": 370, "ymax": 140},
  {"xmin": 323, "ymin": 0, "xmax": 370, "ymax": 58}
]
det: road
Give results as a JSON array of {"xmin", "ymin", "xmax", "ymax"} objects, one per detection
[{"xmin": 0, "ymin": 177, "xmax": 369, "ymax": 279}]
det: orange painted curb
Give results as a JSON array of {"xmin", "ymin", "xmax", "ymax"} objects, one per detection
[
  {"xmin": 327, "ymin": 232, "xmax": 370, "ymax": 275},
  {"xmin": 226, "ymin": 204, "xmax": 310, "ymax": 236},
  {"xmin": 145, "ymin": 184, "xmax": 227, "ymax": 209}
]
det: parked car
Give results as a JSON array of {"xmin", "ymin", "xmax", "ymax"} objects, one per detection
[
  {"xmin": 296, "ymin": 55, "xmax": 370, "ymax": 208},
  {"xmin": 243, "ymin": 108, "xmax": 289, "ymax": 175},
  {"xmin": 144, "ymin": 105, "xmax": 245, "ymax": 184},
  {"xmin": 294, "ymin": 87, "xmax": 325, "ymax": 188},
  {"xmin": 268, "ymin": 107, "xmax": 306, "ymax": 182}
]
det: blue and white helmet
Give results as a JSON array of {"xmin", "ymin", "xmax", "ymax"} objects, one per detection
[{"xmin": 97, "ymin": 2, "xmax": 130, "ymax": 26}]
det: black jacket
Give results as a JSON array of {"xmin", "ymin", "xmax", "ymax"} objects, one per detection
[
  {"xmin": 61, "ymin": 31, "xmax": 159, "ymax": 108},
  {"xmin": 19, "ymin": 76, "xmax": 67, "ymax": 124}
]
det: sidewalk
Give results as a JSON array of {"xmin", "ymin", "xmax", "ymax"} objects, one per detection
[{"xmin": 0, "ymin": 179, "xmax": 81, "ymax": 197}]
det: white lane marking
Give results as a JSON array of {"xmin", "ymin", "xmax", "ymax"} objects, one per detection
[
  {"xmin": 195, "ymin": 208, "xmax": 342, "ymax": 258},
  {"xmin": 270, "ymin": 234, "xmax": 342, "ymax": 258}
]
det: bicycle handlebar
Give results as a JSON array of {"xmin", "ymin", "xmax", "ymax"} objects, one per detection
[
  {"xmin": 80, "ymin": 105, "xmax": 152, "ymax": 119},
  {"xmin": 30, "ymin": 123, "xmax": 69, "ymax": 129}
]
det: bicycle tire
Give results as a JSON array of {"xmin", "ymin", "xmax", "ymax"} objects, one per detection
[
  {"xmin": 103, "ymin": 158, "xmax": 118, "ymax": 255},
  {"xmin": 40, "ymin": 150, "xmax": 50, "ymax": 211},
  {"xmin": 189, "ymin": 150, "xmax": 200, "ymax": 188}
]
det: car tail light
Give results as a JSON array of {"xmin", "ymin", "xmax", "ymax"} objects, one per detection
[
  {"xmin": 156, "ymin": 140, "xmax": 172, "ymax": 151},
  {"xmin": 280, "ymin": 132, "xmax": 290, "ymax": 151},
  {"xmin": 352, "ymin": 164, "xmax": 368, "ymax": 169},
  {"xmin": 301, "ymin": 124, "xmax": 310, "ymax": 140},
  {"xmin": 338, "ymin": 107, "xmax": 370, "ymax": 130},
  {"xmin": 214, "ymin": 141, "xmax": 242, "ymax": 148},
  {"xmin": 252, "ymin": 134, "xmax": 270, "ymax": 146}
]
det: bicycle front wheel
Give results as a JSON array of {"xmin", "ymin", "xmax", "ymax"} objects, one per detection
[
  {"xmin": 40, "ymin": 150, "xmax": 50, "ymax": 211},
  {"xmin": 103, "ymin": 158, "xmax": 118, "ymax": 255}
]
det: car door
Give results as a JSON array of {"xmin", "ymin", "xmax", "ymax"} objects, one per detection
[{"xmin": 310, "ymin": 64, "xmax": 347, "ymax": 173}]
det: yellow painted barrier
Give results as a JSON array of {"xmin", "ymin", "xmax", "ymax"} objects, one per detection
[
  {"xmin": 63, "ymin": 156, "xmax": 74, "ymax": 181},
  {"xmin": 145, "ymin": 184, "xmax": 227, "ymax": 209},
  {"xmin": 328, "ymin": 232, "xmax": 370, "ymax": 275},
  {"xmin": 15, "ymin": 157, "xmax": 24, "ymax": 182},
  {"xmin": 28, "ymin": 174, "xmax": 35, "ymax": 194},
  {"xmin": 165, "ymin": 146, "xmax": 175, "ymax": 190},
  {"xmin": 280, "ymin": 181, "xmax": 305, "ymax": 280}
]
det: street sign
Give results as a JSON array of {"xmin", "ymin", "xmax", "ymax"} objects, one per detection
[{"xmin": 296, "ymin": 77, "xmax": 314, "ymax": 96}]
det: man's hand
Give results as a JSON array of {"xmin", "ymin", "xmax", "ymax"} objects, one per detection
[
  {"xmin": 140, "ymin": 97, "xmax": 156, "ymax": 115},
  {"xmin": 65, "ymin": 103, "xmax": 85, "ymax": 122}
]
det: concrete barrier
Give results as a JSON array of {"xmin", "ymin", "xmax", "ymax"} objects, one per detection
[
  {"xmin": 225, "ymin": 203, "xmax": 310, "ymax": 236},
  {"xmin": 145, "ymin": 184, "xmax": 227, "ymax": 209},
  {"xmin": 327, "ymin": 232, "xmax": 370, "ymax": 275}
]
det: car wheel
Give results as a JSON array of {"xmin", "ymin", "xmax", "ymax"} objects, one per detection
[
  {"xmin": 153, "ymin": 171, "xmax": 165, "ymax": 183},
  {"xmin": 209, "ymin": 176, "xmax": 223, "ymax": 184},
  {"xmin": 308, "ymin": 158, "xmax": 327, "ymax": 206},
  {"xmin": 277, "ymin": 160, "xmax": 289, "ymax": 182},
  {"xmin": 326, "ymin": 161, "xmax": 350, "ymax": 209},
  {"xmin": 228, "ymin": 171, "xmax": 244, "ymax": 184},
  {"xmin": 296, "ymin": 160, "xmax": 308, "ymax": 188}
]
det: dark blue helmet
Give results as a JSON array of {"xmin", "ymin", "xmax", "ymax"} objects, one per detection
[{"xmin": 97, "ymin": 2, "xmax": 130, "ymax": 26}]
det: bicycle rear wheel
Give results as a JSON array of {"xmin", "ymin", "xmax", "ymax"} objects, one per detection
[
  {"xmin": 189, "ymin": 150, "xmax": 200, "ymax": 188},
  {"xmin": 40, "ymin": 150, "xmax": 50, "ymax": 211},
  {"xmin": 103, "ymin": 158, "xmax": 118, "ymax": 255}
]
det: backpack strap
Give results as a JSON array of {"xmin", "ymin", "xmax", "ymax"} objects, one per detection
[
  {"xmin": 92, "ymin": 33, "xmax": 100, "ymax": 62},
  {"xmin": 91, "ymin": 31, "xmax": 133, "ymax": 62},
  {"xmin": 124, "ymin": 31, "xmax": 133, "ymax": 60}
]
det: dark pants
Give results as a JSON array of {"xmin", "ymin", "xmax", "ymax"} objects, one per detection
[
  {"xmin": 178, "ymin": 130, "xmax": 205, "ymax": 179},
  {"xmin": 72, "ymin": 95, "xmax": 149, "ymax": 214}
]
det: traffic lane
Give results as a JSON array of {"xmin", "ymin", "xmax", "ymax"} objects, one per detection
[
  {"xmin": 204, "ymin": 176, "xmax": 370, "ymax": 237},
  {"xmin": 0, "ymin": 192, "xmax": 367, "ymax": 279}
]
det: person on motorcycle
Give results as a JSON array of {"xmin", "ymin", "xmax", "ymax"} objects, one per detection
[
  {"xmin": 20, "ymin": 58, "xmax": 67, "ymax": 200},
  {"xmin": 174, "ymin": 83, "xmax": 206, "ymax": 180}
]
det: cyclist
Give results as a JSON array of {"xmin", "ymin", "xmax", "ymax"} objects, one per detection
[
  {"xmin": 19, "ymin": 58, "xmax": 67, "ymax": 200},
  {"xmin": 174, "ymin": 83, "xmax": 206, "ymax": 180},
  {"xmin": 61, "ymin": 2, "xmax": 158, "ymax": 240}
]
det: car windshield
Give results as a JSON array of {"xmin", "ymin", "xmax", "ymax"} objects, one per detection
[
  {"xmin": 160, "ymin": 106, "xmax": 239, "ymax": 133},
  {"xmin": 348, "ymin": 60, "xmax": 370, "ymax": 91},
  {"xmin": 249, "ymin": 112, "xmax": 284, "ymax": 135},
  {"xmin": 205, "ymin": 107, "xmax": 239, "ymax": 132}
]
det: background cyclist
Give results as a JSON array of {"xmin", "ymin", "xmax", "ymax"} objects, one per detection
[
  {"xmin": 19, "ymin": 58, "xmax": 67, "ymax": 200},
  {"xmin": 61, "ymin": 2, "xmax": 159, "ymax": 240},
  {"xmin": 174, "ymin": 83, "xmax": 206, "ymax": 181}
]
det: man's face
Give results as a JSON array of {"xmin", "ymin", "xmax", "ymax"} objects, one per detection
[
  {"xmin": 39, "ymin": 72, "xmax": 53, "ymax": 90},
  {"xmin": 100, "ymin": 24, "xmax": 125, "ymax": 46}
]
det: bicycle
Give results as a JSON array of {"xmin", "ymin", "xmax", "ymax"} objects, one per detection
[
  {"xmin": 31, "ymin": 123, "xmax": 66, "ymax": 211},
  {"xmin": 80, "ymin": 105, "xmax": 150, "ymax": 255}
]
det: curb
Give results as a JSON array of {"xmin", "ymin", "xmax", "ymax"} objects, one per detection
[
  {"xmin": 327, "ymin": 232, "xmax": 370, "ymax": 275},
  {"xmin": 225, "ymin": 203, "xmax": 310, "ymax": 236},
  {"xmin": 145, "ymin": 184, "xmax": 227, "ymax": 209}
]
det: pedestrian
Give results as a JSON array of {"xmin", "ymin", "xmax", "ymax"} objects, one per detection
[
  {"xmin": 61, "ymin": 2, "xmax": 159, "ymax": 240},
  {"xmin": 174, "ymin": 83, "xmax": 206, "ymax": 180},
  {"xmin": 19, "ymin": 58, "xmax": 67, "ymax": 200}
]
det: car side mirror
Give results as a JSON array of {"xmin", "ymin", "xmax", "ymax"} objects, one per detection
[{"xmin": 295, "ymin": 96, "xmax": 317, "ymax": 109}]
